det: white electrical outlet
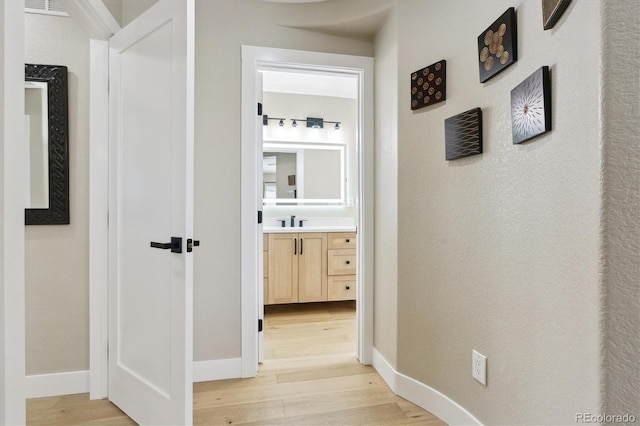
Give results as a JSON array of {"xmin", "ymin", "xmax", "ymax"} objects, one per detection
[{"xmin": 472, "ymin": 350, "xmax": 487, "ymax": 385}]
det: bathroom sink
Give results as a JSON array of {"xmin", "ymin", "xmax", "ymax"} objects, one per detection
[{"xmin": 263, "ymin": 225, "xmax": 356, "ymax": 233}]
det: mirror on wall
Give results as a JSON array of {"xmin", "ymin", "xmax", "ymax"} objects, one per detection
[
  {"xmin": 24, "ymin": 63, "xmax": 69, "ymax": 225},
  {"xmin": 263, "ymin": 142, "xmax": 345, "ymax": 205}
]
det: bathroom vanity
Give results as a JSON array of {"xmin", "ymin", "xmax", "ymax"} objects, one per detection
[{"xmin": 263, "ymin": 229, "xmax": 356, "ymax": 305}]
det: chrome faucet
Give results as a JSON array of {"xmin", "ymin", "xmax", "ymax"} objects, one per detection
[{"xmin": 290, "ymin": 215, "xmax": 296, "ymax": 227}]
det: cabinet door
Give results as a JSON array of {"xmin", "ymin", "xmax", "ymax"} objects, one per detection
[
  {"xmin": 269, "ymin": 233, "xmax": 299, "ymax": 304},
  {"xmin": 298, "ymin": 233, "xmax": 327, "ymax": 302}
]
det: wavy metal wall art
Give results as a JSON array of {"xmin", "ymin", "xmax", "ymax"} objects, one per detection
[{"xmin": 444, "ymin": 108, "xmax": 483, "ymax": 161}]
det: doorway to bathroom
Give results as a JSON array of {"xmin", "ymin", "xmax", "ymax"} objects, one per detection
[
  {"xmin": 260, "ymin": 69, "xmax": 359, "ymax": 364},
  {"xmin": 241, "ymin": 46, "xmax": 374, "ymax": 376}
]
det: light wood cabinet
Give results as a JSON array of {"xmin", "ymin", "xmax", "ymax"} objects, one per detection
[
  {"xmin": 266, "ymin": 232, "xmax": 327, "ymax": 304},
  {"xmin": 298, "ymin": 233, "xmax": 328, "ymax": 302},
  {"xmin": 327, "ymin": 232, "xmax": 357, "ymax": 301},
  {"xmin": 265, "ymin": 231, "xmax": 356, "ymax": 304}
]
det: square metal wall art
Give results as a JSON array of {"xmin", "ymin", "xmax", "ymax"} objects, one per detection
[
  {"xmin": 542, "ymin": 0, "xmax": 572, "ymax": 30},
  {"xmin": 511, "ymin": 66, "xmax": 552, "ymax": 144},
  {"xmin": 478, "ymin": 7, "xmax": 517, "ymax": 83},
  {"xmin": 411, "ymin": 60, "xmax": 446, "ymax": 110},
  {"xmin": 445, "ymin": 108, "xmax": 483, "ymax": 161}
]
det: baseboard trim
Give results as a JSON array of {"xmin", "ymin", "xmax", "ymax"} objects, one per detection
[
  {"xmin": 372, "ymin": 348, "xmax": 482, "ymax": 425},
  {"xmin": 372, "ymin": 347, "xmax": 396, "ymax": 390},
  {"xmin": 26, "ymin": 370, "xmax": 90, "ymax": 399},
  {"xmin": 193, "ymin": 358, "xmax": 242, "ymax": 383},
  {"xmin": 27, "ymin": 358, "xmax": 243, "ymax": 398}
]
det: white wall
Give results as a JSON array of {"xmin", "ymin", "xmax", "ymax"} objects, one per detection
[
  {"xmin": 25, "ymin": 13, "xmax": 90, "ymax": 375},
  {"xmin": 262, "ymin": 92, "xmax": 358, "ymax": 222},
  {"xmin": 387, "ymin": 0, "xmax": 602, "ymax": 423},
  {"xmin": 373, "ymin": 5, "xmax": 398, "ymax": 368},
  {"xmin": 193, "ymin": 0, "xmax": 373, "ymax": 362}
]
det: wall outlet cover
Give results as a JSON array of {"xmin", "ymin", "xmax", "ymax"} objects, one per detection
[{"xmin": 472, "ymin": 349, "xmax": 487, "ymax": 385}]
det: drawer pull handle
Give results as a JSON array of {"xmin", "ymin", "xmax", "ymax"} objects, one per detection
[
  {"xmin": 346, "ymin": 239, "xmax": 350, "ymax": 243},
  {"xmin": 346, "ymin": 260, "xmax": 350, "ymax": 265},
  {"xmin": 346, "ymin": 286, "xmax": 350, "ymax": 290}
]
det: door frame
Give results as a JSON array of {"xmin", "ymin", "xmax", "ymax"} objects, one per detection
[
  {"xmin": 240, "ymin": 46, "xmax": 374, "ymax": 376},
  {"xmin": 1, "ymin": 0, "xmax": 26, "ymax": 423}
]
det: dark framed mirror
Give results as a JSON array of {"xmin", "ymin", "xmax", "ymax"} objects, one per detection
[{"xmin": 25, "ymin": 63, "xmax": 69, "ymax": 225}]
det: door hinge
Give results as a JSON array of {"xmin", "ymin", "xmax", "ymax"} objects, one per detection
[
  {"xmin": 257, "ymin": 102, "xmax": 263, "ymax": 116},
  {"xmin": 258, "ymin": 210, "xmax": 262, "ymax": 224},
  {"xmin": 258, "ymin": 319, "xmax": 263, "ymax": 332}
]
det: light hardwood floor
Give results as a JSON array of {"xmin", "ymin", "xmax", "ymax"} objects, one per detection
[{"xmin": 27, "ymin": 301, "xmax": 444, "ymax": 425}]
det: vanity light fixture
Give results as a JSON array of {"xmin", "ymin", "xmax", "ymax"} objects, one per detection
[
  {"xmin": 263, "ymin": 114, "xmax": 286, "ymax": 126},
  {"xmin": 289, "ymin": 117, "xmax": 341, "ymax": 130},
  {"xmin": 325, "ymin": 120, "xmax": 341, "ymax": 130}
]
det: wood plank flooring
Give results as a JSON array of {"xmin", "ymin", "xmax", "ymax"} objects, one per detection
[{"xmin": 27, "ymin": 301, "xmax": 444, "ymax": 425}]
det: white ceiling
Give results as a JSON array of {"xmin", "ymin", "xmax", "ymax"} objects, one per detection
[{"xmin": 262, "ymin": 70, "xmax": 358, "ymax": 99}]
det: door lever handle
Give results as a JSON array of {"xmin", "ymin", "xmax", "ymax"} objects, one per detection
[{"xmin": 150, "ymin": 236, "xmax": 182, "ymax": 253}]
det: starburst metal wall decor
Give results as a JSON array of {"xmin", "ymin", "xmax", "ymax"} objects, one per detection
[
  {"xmin": 478, "ymin": 7, "xmax": 517, "ymax": 83},
  {"xmin": 511, "ymin": 66, "xmax": 551, "ymax": 144},
  {"xmin": 445, "ymin": 108, "xmax": 483, "ymax": 160}
]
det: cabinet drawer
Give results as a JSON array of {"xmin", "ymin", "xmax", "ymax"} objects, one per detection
[
  {"xmin": 263, "ymin": 233, "xmax": 269, "ymax": 247},
  {"xmin": 328, "ymin": 276, "xmax": 356, "ymax": 301},
  {"xmin": 328, "ymin": 249, "xmax": 356, "ymax": 275},
  {"xmin": 328, "ymin": 232, "xmax": 356, "ymax": 250}
]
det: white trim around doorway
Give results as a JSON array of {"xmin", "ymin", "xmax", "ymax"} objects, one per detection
[
  {"xmin": 1, "ymin": 0, "xmax": 26, "ymax": 422},
  {"xmin": 240, "ymin": 45, "xmax": 374, "ymax": 376}
]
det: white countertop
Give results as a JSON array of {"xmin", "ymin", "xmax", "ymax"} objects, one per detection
[{"xmin": 264, "ymin": 225, "xmax": 356, "ymax": 233}]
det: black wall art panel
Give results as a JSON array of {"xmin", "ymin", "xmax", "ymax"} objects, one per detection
[
  {"xmin": 411, "ymin": 60, "xmax": 446, "ymax": 110},
  {"xmin": 445, "ymin": 108, "xmax": 483, "ymax": 160},
  {"xmin": 542, "ymin": 0, "xmax": 572, "ymax": 30},
  {"xmin": 478, "ymin": 7, "xmax": 517, "ymax": 83}
]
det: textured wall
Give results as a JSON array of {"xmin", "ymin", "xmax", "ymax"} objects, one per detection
[
  {"xmin": 601, "ymin": 0, "xmax": 640, "ymax": 416},
  {"xmin": 373, "ymin": 6, "xmax": 398, "ymax": 367},
  {"xmin": 394, "ymin": 0, "xmax": 602, "ymax": 423},
  {"xmin": 25, "ymin": 13, "xmax": 90, "ymax": 375}
]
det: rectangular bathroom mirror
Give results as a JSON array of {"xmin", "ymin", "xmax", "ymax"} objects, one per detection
[{"xmin": 263, "ymin": 142, "xmax": 345, "ymax": 205}]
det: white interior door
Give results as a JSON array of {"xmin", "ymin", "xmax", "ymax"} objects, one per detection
[{"xmin": 108, "ymin": 1, "xmax": 195, "ymax": 424}]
